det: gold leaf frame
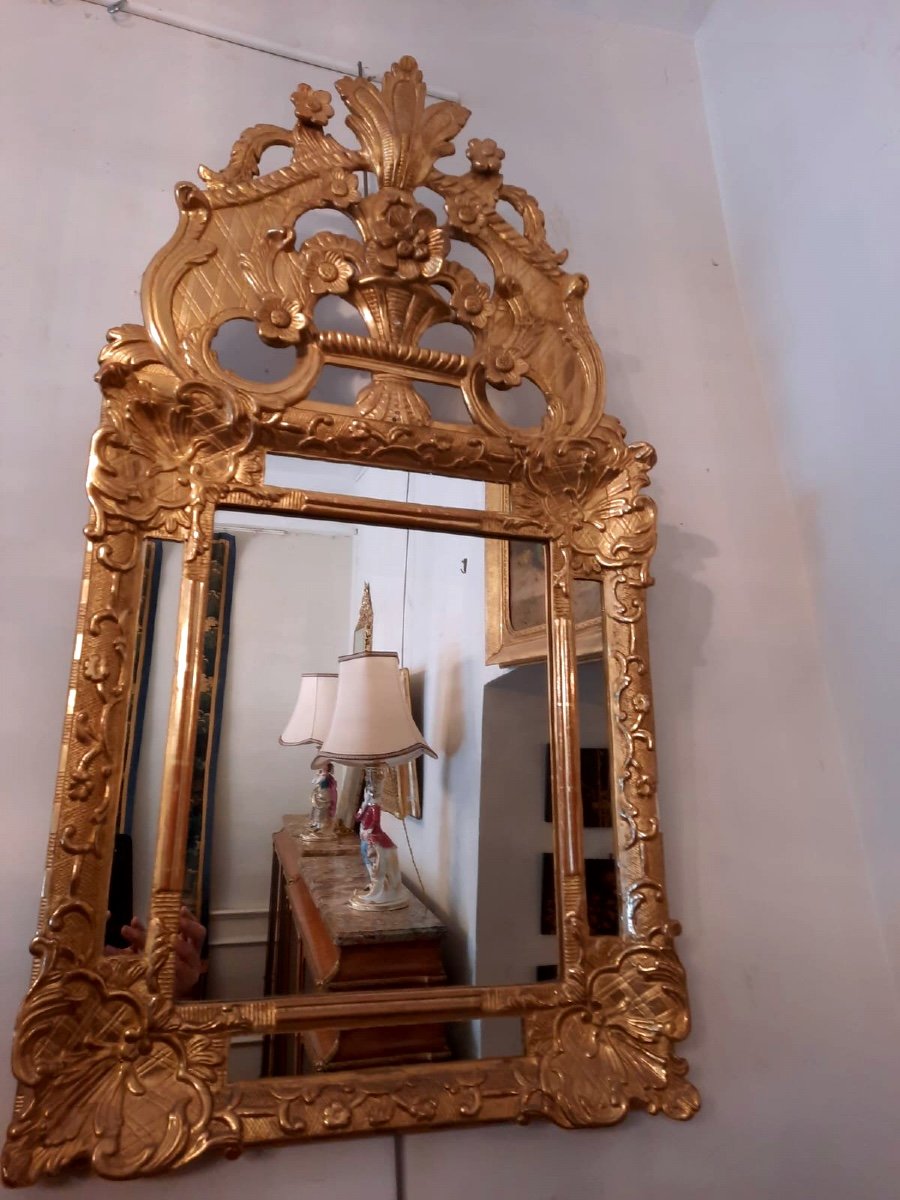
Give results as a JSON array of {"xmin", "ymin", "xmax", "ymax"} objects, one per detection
[{"xmin": 2, "ymin": 58, "xmax": 697, "ymax": 1187}]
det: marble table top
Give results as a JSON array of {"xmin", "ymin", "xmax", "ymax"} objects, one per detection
[
  {"xmin": 293, "ymin": 853, "xmax": 446, "ymax": 946},
  {"xmin": 282, "ymin": 813, "xmax": 358, "ymax": 856}
]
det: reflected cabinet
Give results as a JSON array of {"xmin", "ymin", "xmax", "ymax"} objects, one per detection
[{"xmin": 3, "ymin": 56, "xmax": 698, "ymax": 1187}]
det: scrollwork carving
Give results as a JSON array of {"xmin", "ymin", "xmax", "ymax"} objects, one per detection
[{"xmin": 88, "ymin": 341, "xmax": 260, "ymax": 561}]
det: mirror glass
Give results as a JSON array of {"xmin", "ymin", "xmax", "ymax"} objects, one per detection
[{"xmin": 106, "ymin": 460, "xmax": 613, "ymax": 1078}]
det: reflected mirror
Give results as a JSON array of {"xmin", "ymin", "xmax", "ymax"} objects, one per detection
[{"xmin": 109, "ymin": 461, "xmax": 616, "ymax": 1078}]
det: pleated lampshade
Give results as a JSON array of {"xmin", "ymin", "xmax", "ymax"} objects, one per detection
[
  {"xmin": 279, "ymin": 673, "xmax": 338, "ymax": 746},
  {"xmin": 317, "ymin": 652, "xmax": 436, "ymax": 767}
]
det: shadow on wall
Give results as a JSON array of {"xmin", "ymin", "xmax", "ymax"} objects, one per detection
[
  {"xmin": 425, "ymin": 646, "xmax": 469, "ymax": 976},
  {"xmin": 399, "ymin": 649, "xmax": 477, "ymax": 1058},
  {"xmin": 649, "ymin": 521, "xmax": 715, "ymax": 741}
]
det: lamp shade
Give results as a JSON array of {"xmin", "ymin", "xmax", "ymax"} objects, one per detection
[
  {"xmin": 279, "ymin": 673, "xmax": 338, "ymax": 746},
  {"xmin": 317, "ymin": 652, "xmax": 436, "ymax": 767}
]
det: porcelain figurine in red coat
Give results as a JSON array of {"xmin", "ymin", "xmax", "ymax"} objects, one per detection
[{"xmin": 350, "ymin": 768, "xmax": 408, "ymax": 910}]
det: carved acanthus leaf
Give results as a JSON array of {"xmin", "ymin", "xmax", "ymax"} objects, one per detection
[
  {"xmin": 198, "ymin": 124, "xmax": 294, "ymax": 187},
  {"xmin": 336, "ymin": 56, "xmax": 470, "ymax": 189},
  {"xmin": 522, "ymin": 939, "xmax": 698, "ymax": 1126},
  {"xmin": 3, "ymin": 962, "xmax": 237, "ymax": 1185},
  {"xmin": 86, "ymin": 375, "xmax": 257, "ymax": 560},
  {"xmin": 508, "ymin": 439, "xmax": 656, "ymax": 573},
  {"xmin": 96, "ymin": 324, "xmax": 176, "ymax": 391}
]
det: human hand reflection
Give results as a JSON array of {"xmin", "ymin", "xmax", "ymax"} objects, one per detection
[{"xmin": 104, "ymin": 907, "xmax": 206, "ymax": 998}]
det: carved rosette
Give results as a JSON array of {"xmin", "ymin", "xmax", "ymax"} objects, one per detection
[{"xmin": 3, "ymin": 55, "xmax": 696, "ymax": 1187}]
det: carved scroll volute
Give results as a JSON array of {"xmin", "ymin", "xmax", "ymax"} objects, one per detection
[{"xmin": 335, "ymin": 55, "xmax": 470, "ymax": 189}]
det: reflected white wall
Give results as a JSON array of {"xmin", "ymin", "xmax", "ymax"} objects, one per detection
[
  {"xmin": 348, "ymin": 470, "xmax": 496, "ymax": 1011},
  {"xmin": 209, "ymin": 526, "xmax": 353, "ymax": 996}
]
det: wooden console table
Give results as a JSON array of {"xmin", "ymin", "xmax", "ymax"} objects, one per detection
[{"xmin": 263, "ymin": 821, "xmax": 450, "ymax": 1074}]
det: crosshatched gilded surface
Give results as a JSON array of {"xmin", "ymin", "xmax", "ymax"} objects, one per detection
[{"xmin": 2, "ymin": 56, "xmax": 697, "ymax": 1187}]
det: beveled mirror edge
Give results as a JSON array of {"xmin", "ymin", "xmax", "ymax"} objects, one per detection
[{"xmin": 2, "ymin": 56, "xmax": 696, "ymax": 1188}]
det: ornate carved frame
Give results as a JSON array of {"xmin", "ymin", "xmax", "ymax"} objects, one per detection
[{"xmin": 2, "ymin": 58, "xmax": 697, "ymax": 1187}]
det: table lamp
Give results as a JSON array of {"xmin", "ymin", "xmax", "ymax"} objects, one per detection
[
  {"xmin": 316, "ymin": 651, "xmax": 436, "ymax": 910},
  {"xmin": 279, "ymin": 672, "xmax": 339, "ymax": 843}
]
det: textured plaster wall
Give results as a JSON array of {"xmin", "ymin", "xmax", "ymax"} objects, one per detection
[
  {"xmin": 697, "ymin": 0, "xmax": 900, "ymax": 994},
  {"xmin": 2, "ymin": 2, "xmax": 898, "ymax": 1197}
]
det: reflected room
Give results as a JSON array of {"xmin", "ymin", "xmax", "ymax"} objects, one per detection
[{"xmin": 107, "ymin": 458, "xmax": 614, "ymax": 1078}]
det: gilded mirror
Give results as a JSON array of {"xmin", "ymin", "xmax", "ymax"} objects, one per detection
[{"xmin": 2, "ymin": 56, "xmax": 697, "ymax": 1187}]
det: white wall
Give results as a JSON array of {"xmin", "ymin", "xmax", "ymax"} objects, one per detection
[
  {"xmin": 697, "ymin": 0, "xmax": 900, "ymax": 995},
  {"xmin": 3, "ymin": 1, "xmax": 899, "ymax": 1197},
  {"xmin": 210, "ymin": 527, "xmax": 352, "ymax": 918},
  {"xmin": 205, "ymin": 525, "xmax": 352, "ymax": 1002}
]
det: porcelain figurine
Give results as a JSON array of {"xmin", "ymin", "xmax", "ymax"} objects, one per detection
[
  {"xmin": 350, "ymin": 772, "xmax": 408, "ymax": 910},
  {"xmin": 308, "ymin": 762, "xmax": 338, "ymax": 835}
]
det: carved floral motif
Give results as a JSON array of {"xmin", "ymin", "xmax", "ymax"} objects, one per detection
[
  {"xmin": 450, "ymin": 277, "xmax": 493, "ymax": 327},
  {"xmin": 298, "ymin": 233, "xmax": 355, "ymax": 295},
  {"xmin": 365, "ymin": 187, "xmax": 448, "ymax": 278},
  {"xmin": 255, "ymin": 295, "xmax": 308, "ymax": 345},
  {"xmin": 467, "ymin": 137, "xmax": 505, "ymax": 174},
  {"xmin": 291, "ymin": 82, "xmax": 334, "ymax": 128},
  {"xmin": 485, "ymin": 345, "xmax": 530, "ymax": 388}
]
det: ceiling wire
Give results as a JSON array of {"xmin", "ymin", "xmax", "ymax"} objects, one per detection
[{"xmin": 77, "ymin": 0, "xmax": 460, "ymax": 100}]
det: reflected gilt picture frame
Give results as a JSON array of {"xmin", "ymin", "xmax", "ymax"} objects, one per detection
[{"xmin": 484, "ymin": 483, "xmax": 605, "ymax": 666}]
